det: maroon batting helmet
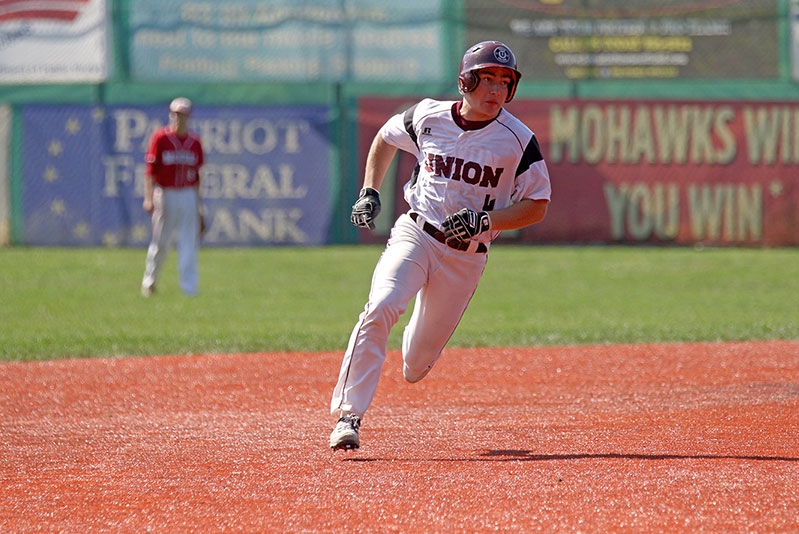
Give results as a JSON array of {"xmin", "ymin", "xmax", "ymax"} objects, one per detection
[{"xmin": 458, "ymin": 41, "xmax": 521, "ymax": 103}]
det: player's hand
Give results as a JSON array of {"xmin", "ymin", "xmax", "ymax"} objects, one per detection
[
  {"xmin": 350, "ymin": 187, "xmax": 381, "ymax": 230},
  {"xmin": 199, "ymin": 214, "xmax": 206, "ymax": 237},
  {"xmin": 442, "ymin": 208, "xmax": 490, "ymax": 242},
  {"xmin": 143, "ymin": 198, "xmax": 154, "ymax": 214}
]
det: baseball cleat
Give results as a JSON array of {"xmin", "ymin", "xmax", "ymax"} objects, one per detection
[{"xmin": 330, "ymin": 414, "xmax": 360, "ymax": 451}]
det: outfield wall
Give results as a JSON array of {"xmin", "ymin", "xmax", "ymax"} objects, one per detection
[
  {"xmin": 2, "ymin": 0, "xmax": 798, "ymax": 247},
  {"xmin": 0, "ymin": 105, "xmax": 10, "ymax": 246}
]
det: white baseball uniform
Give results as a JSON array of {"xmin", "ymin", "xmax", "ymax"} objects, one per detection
[{"xmin": 331, "ymin": 98, "xmax": 551, "ymax": 419}]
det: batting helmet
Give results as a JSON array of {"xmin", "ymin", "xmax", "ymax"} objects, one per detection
[{"xmin": 458, "ymin": 41, "xmax": 521, "ymax": 103}]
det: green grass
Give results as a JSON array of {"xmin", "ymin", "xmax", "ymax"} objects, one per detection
[{"xmin": 1, "ymin": 245, "xmax": 797, "ymax": 361}]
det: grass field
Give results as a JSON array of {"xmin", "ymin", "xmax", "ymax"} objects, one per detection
[
  {"xmin": 3, "ymin": 246, "xmax": 798, "ymax": 532},
  {"xmin": 1, "ymin": 245, "xmax": 798, "ymax": 361}
]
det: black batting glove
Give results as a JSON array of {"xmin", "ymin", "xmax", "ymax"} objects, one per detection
[
  {"xmin": 350, "ymin": 187, "xmax": 381, "ymax": 230},
  {"xmin": 442, "ymin": 208, "xmax": 491, "ymax": 242}
]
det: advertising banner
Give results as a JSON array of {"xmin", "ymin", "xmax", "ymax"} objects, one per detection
[
  {"xmin": 129, "ymin": 0, "xmax": 445, "ymax": 82},
  {"xmin": 465, "ymin": 0, "xmax": 779, "ymax": 81},
  {"xmin": 359, "ymin": 97, "xmax": 799, "ymax": 247},
  {"xmin": 21, "ymin": 104, "xmax": 332, "ymax": 246},
  {"xmin": 0, "ymin": 0, "xmax": 107, "ymax": 83}
]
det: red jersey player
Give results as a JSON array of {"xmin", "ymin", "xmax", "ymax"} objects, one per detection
[{"xmin": 141, "ymin": 97, "xmax": 205, "ymax": 297}]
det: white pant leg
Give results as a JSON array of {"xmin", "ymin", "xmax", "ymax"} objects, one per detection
[
  {"xmin": 172, "ymin": 189, "xmax": 199, "ymax": 295},
  {"xmin": 330, "ymin": 215, "xmax": 432, "ymax": 417},
  {"xmin": 142, "ymin": 187, "xmax": 172, "ymax": 289},
  {"xmin": 142, "ymin": 187, "xmax": 199, "ymax": 295},
  {"xmin": 402, "ymin": 249, "xmax": 486, "ymax": 383}
]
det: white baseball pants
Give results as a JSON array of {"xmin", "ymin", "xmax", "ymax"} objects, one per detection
[
  {"xmin": 331, "ymin": 213, "xmax": 487, "ymax": 418},
  {"xmin": 142, "ymin": 186, "xmax": 200, "ymax": 296}
]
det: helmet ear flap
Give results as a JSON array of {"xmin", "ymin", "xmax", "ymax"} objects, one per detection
[
  {"xmin": 505, "ymin": 79, "xmax": 518, "ymax": 103},
  {"xmin": 458, "ymin": 71, "xmax": 479, "ymax": 94}
]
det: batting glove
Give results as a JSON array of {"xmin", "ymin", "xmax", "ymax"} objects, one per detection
[
  {"xmin": 350, "ymin": 187, "xmax": 381, "ymax": 230},
  {"xmin": 442, "ymin": 208, "xmax": 491, "ymax": 242}
]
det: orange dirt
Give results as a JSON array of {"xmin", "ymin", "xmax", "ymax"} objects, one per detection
[{"xmin": 1, "ymin": 341, "xmax": 797, "ymax": 532}]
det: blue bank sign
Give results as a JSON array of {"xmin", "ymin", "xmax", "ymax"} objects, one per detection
[{"xmin": 21, "ymin": 104, "xmax": 332, "ymax": 246}]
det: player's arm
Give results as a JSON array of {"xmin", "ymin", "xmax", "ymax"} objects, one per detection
[
  {"xmin": 143, "ymin": 134, "xmax": 159, "ymax": 214},
  {"xmin": 142, "ymin": 175, "xmax": 155, "ymax": 214},
  {"xmin": 362, "ymin": 133, "xmax": 398, "ymax": 191},
  {"xmin": 196, "ymin": 142, "xmax": 206, "ymax": 235},
  {"xmin": 196, "ymin": 174, "xmax": 207, "ymax": 236},
  {"xmin": 486, "ymin": 198, "xmax": 548, "ymax": 230},
  {"xmin": 442, "ymin": 198, "xmax": 548, "ymax": 242},
  {"xmin": 351, "ymin": 134, "xmax": 398, "ymax": 229}
]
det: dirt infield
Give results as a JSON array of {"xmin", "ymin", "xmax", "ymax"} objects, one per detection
[{"xmin": 1, "ymin": 341, "xmax": 798, "ymax": 532}]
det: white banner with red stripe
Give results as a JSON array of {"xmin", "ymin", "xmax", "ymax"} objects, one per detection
[{"xmin": 0, "ymin": 0, "xmax": 107, "ymax": 83}]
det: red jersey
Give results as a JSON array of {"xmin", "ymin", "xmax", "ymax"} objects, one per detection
[{"xmin": 145, "ymin": 127, "xmax": 204, "ymax": 188}]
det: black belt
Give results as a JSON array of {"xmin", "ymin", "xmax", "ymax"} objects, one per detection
[{"xmin": 409, "ymin": 212, "xmax": 488, "ymax": 254}]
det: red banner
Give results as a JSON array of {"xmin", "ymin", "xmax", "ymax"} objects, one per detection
[{"xmin": 358, "ymin": 97, "xmax": 799, "ymax": 246}]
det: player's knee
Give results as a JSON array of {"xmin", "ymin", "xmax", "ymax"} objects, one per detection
[
  {"xmin": 403, "ymin": 362, "xmax": 433, "ymax": 383},
  {"xmin": 402, "ymin": 345, "xmax": 443, "ymax": 383}
]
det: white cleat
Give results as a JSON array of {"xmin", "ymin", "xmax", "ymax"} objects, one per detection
[{"xmin": 330, "ymin": 414, "xmax": 360, "ymax": 451}]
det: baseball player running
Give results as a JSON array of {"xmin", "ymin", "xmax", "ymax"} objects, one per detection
[
  {"xmin": 330, "ymin": 41, "xmax": 552, "ymax": 450},
  {"xmin": 141, "ymin": 97, "xmax": 205, "ymax": 297}
]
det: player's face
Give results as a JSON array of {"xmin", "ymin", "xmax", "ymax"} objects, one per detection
[
  {"xmin": 461, "ymin": 67, "xmax": 514, "ymax": 121},
  {"xmin": 169, "ymin": 111, "xmax": 190, "ymax": 134}
]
